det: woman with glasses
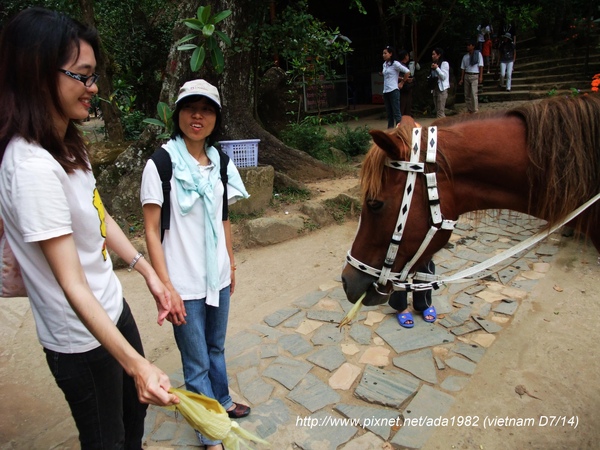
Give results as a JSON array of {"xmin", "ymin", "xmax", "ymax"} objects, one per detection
[{"xmin": 0, "ymin": 7, "xmax": 178, "ymax": 449}]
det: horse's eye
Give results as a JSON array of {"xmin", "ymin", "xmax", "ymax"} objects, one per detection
[{"xmin": 366, "ymin": 199, "xmax": 384, "ymax": 211}]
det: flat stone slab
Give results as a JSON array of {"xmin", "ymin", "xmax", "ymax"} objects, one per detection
[
  {"xmin": 293, "ymin": 291, "xmax": 328, "ymax": 308},
  {"xmin": 260, "ymin": 343, "xmax": 279, "ymax": 359},
  {"xmin": 440, "ymin": 375, "xmax": 470, "ymax": 392},
  {"xmin": 451, "ymin": 321, "xmax": 481, "ymax": 336},
  {"xmin": 376, "ymin": 317, "xmax": 454, "ymax": 353},
  {"xmin": 354, "ymin": 365, "xmax": 420, "ymax": 408},
  {"xmin": 283, "ymin": 312, "xmax": 306, "ymax": 328},
  {"xmin": 358, "ymin": 346, "xmax": 390, "ymax": 367},
  {"xmin": 473, "ymin": 315, "xmax": 504, "ymax": 333},
  {"xmin": 329, "ymin": 363, "xmax": 362, "ymax": 390},
  {"xmin": 226, "ymin": 331, "xmax": 262, "ymax": 358},
  {"xmin": 335, "ymin": 403, "xmax": 399, "ymax": 440},
  {"xmin": 263, "ymin": 307, "xmax": 301, "ymax": 327},
  {"xmin": 493, "ymin": 299, "xmax": 519, "ymax": 315},
  {"xmin": 251, "ymin": 324, "xmax": 285, "ymax": 341},
  {"xmin": 453, "ymin": 342, "xmax": 486, "ymax": 362},
  {"xmin": 391, "ymin": 384, "xmax": 455, "ymax": 449},
  {"xmin": 438, "ymin": 306, "xmax": 472, "ymax": 328},
  {"xmin": 279, "ymin": 333, "xmax": 313, "ymax": 356},
  {"xmin": 392, "ymin": 348, "xmax": 437, "ymax": 384},
  {"xmin": 349, "ymin": 323, "xmax": 372, "ymax": 345},
  {"xmin": 311, "ymin": 323, "xmax": 344, "ymax": 345},
  {"xmin": 240, "ymin": 398, "xmax": 290, "ymax": 439},
  {"xmin": 293, "ymin": 409, "xmax": 357, "ymax": 450},
  {"xmin": 306, "ymin": 310, "xmax": 344, "ymax": 324},
  {"xmin": 263, "ymin": 356, "xmax": 312, "ymax": 390},
  {"xmin": 237, "ymin": 367, "xmax": 274, "ymax": 404},
  {"xmin": 287, "ymin": 374, "xmax": 341, "ymax": 413},
  {"xmin": 226, "ymin": 348, "xmax": 260, "ymax": 370},
  {"xmin": 445, "ymin": 356, "xmax": 477, "ymax": 375},
  {"xmin": 306, "ymin": 346, "xmax": 346, "ymax": 371}
]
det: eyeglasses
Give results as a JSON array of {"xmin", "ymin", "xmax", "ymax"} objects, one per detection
[{"xmin": 58, "ymin": 69, "xmax": 99, "ymax": 87}]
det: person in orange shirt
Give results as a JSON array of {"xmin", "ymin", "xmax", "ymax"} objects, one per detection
[{"xmin": 482, "ymin": 33, "xmax": 493, "ymax": 74}]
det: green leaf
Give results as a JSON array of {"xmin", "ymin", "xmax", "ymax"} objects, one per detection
[
  {"xmin": 214, "ymin": 30, "xmax": 231, "ymax": 46},
  {"xmin": 177, "ymin": 43, "xmax": 198, "ymax": 51},
  {"xmin": 176, "ymin": 34, "xmax": 197, "ymax": 45},
  {"xmin": 182, "ymin": 18, "xmax": 203, "ymax": 31},
  {"xmin": 157, "ymin": 102, "xmax": 172, "ymax": 122},
  {"xmin": 212, "ymin": 10, "xmax": 232, "ymax": 24},
  {"xmin": 190, "ymin": 46, "xmax": 206, "ymax": 72},
  {"xmin": 212, "ymin": 47, "xmax": 225, "ymax": 74},
  {"xmin": 199, "ymin": 5, "xmax": 211, "ymax": 24},
  {"xmin": 202, "ymin": 24, "xmax": 215, "ymax": 37},
  {"xmin": 143, "ymin": 118, "xmax": 166, "ymax": 127}
]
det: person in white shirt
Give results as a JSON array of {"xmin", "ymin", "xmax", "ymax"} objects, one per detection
[
  {"xmin": 458, "ymin": 39, "xmax": 484, "ymax": 113},
  {"xmin": 0, "ymin": 7, "xmax": 178, "ymax": 449},
  {"xmin": 380, "ymin": 46, "xmax": 410, "ymax": 128},
  {"xmin": 141, "ymin": 79, "xmax": 250, "ymax": 450},
  {"xmin": 430, "ymin": 47, "xmax": 451, "ymax": 118}
]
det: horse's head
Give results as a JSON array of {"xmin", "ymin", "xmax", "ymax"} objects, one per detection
[{"xmin": 342, "ymin": 119, "xmax": 455, "ymax": 306}]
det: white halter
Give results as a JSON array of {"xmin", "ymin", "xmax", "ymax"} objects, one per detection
[
  {"xmin": 346, "ymin": 126, "xmax": 456, "ymax": 293},
  {"xmin": 346, "ymin": 126, "xmax": 600, "ymax": 294}
]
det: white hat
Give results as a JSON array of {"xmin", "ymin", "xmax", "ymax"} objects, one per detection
[
  {"xmin": 175, "ymin": 79, "xmax": 221, "ymax": 109},
  {"xmin": 502, "ymin": 32, "xmax": 512, "ymax": 39}
]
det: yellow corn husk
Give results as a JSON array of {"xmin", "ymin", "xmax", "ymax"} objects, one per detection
[
  {"xmin": 165, "ymin": 388, "xmax": 270, "ymax": 449},
  {"xmin": 338, "ymin": 292, "xmax": 366, "ymax": 329}
]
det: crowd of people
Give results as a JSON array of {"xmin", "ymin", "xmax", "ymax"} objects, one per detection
[{"xmin": 380, "ymin": 17, "xmax": 516, "ymax": 121}]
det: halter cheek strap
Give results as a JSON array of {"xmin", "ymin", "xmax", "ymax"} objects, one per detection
[{"xmin": 346, "ymin": 126, "xmax": 457, "ymax": 292}]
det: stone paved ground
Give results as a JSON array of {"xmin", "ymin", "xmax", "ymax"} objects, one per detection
[{"xmin": 144, "ymin": 211, "xmax": 561, "ymax": 449}]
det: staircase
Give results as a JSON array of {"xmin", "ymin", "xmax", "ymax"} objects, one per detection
[{"xmin": 457, "ymin": 38, "xmax": 600, "ymax": 104}]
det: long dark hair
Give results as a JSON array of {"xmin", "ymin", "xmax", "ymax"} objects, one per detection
[
  {"xmin": 383, "ymin": 45, "xmax": 397, "ymax": 64},
  {"xmin": 0, "ymin": 7, "xmax": 99, "ymax": 172},
  {"xmin": 433, "ymin": 47, "xmax": 445, "ymax": 62}
]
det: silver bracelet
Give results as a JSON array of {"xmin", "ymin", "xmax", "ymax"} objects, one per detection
[{"xmin": 128, "ymin": 252, "xmax": 144, "ymax": 272}]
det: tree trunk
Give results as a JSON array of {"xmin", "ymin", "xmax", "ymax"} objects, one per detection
[
  {"xmin": 78, "ymin": 0, "xmax": 124, "ymax": 142},
  {"xmin": 97, "ymin": 0, "xmax": 335, "ymax": 224}
]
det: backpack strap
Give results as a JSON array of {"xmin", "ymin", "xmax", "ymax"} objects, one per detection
[
  {"xmin": 219, "ymin": 150, "xmax": 230, "ymax": 221},
  {"xmin": 149, "ymin": 148, "xmax": 172, "ymax": 242},
  {"xmin": 149, "ymin": 148, "xmax": 231, "ymax": 242}
]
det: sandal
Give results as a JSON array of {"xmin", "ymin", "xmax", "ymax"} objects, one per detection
[
  {"xmin": 423, "ymin": 306, "xmax": 437, "ymax": 323},
  {"xmin": 227, "ymin": 402, "xmax": 251, "ymax": 418},
  {"xmin": 397, "ymin": 312, "xmax": 414, "ymax": 328}
]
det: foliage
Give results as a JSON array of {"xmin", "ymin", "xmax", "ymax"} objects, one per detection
[
  {"xmin": 255, "ymin": 1, "xmax": 352, "ymax": 118},
  {"xmin": 143, "ymin": 102, "xmax": 174, "ymax": 139},
  {"xmin": 271, "ymin": 187, "xmax": 312, "ymax": 206},
  {"xmin": 102, "ymin": 79, "xmax": 147, "ymax": 140},
  {"xmin": 330, "ymin": 124, "xmax": 372, "ymax": 157},
  {"xmin": 323, "ymin": 196, "xmax": 360, "ymax": 223},
  {"xmin": 176, "ymin": 6, "xmax": 232, "ymax": 73},
  {"xmin": 280, "ymin": 121, "xmax": 332, "ymax": 162},
  {"xmin": 547, "ymin": 87, "xmax": 581, "ymax": 98}
]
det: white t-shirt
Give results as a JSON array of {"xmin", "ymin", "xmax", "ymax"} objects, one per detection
[
  {"xmin": 140, "ymin": 159, "xmax": 233, "ymax": 302},
  {"xmin": 0, "ymin": 137, "xmax": 123, "ymax": 353}
]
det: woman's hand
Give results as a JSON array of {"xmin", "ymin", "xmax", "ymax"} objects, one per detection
[
  {"xmin": 144, "ymin": 271, "xmax": 171, "ymax": 326},
  {"xmin": 130, "ymin": 358, "xmax": 180, "ymax": 406},
  {"xmin": 167, "ymin": 286, "xmax": 187, "ymax": 326}
]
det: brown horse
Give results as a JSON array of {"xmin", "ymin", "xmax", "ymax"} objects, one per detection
[{"xmin": 342, "ymin": 94, "xmax": 600, "ymax": 306}]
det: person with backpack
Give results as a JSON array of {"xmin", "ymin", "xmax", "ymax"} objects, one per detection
[
  {"xmin": 140, "ymin": 79, "xmax": 250, "ymax": 450},
  {"xmin": 458, "ymin": 39, "xmax": 484, "ymax": 113},
  {"xmin": 0, "ymin": 7, "xmax": 179, "ymax": 448},
  {"xmin": 498, "ymin": 32, "xmax": 516, "ymax": 91}
]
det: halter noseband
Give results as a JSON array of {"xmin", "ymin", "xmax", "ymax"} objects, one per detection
[{"xmin": 346, "ymin": 126, "xmax": 456, "ymax": 293}]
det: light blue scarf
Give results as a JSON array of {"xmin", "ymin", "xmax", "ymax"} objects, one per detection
[{"xmin": 163, "ymin": 136, "xmax": 222, "ymax": 305}]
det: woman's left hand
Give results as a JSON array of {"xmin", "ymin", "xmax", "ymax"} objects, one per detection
[
  {"xmin": 145, "ymin": 273, "xmax": 171, "ymax": 326},
  {"xmin": 230, "ymin": 269, "xmax": 236, "ymax": 295}
]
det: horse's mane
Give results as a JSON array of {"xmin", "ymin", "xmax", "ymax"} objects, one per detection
[
  {"xmin": 361, "ymin": 95, "xmax": 600, "ymax": 228},
  {"xmin": 508, "ymin": 94, "xmax": 600, "ymax": 226}
]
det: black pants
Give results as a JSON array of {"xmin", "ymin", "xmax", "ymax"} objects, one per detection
[
  {"xmin": 389, "ymin": 260, "xmax": 435, "ymax": 312},
  {"xmin": 44, "ymin": 300, "xmax": 147, "ymax": 450}
]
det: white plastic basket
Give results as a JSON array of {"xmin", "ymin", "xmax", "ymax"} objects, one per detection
[{"xmin": 219, "ymin": 139, "xmax": 259, "ymax": 168}]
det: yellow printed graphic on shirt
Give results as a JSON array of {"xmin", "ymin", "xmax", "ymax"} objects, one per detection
[{"xmin": 92, "ymin": 188, "xmax": 108, "ymax": 261}]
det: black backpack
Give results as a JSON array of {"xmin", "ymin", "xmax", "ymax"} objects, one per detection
[{"xmin": 150, "ymin": 147, "xmax": 230, "ymax": 242}]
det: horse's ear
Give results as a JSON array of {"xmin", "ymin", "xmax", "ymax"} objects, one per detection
[{"xmin": 370, "ymin": 129, "xmax": 404, "ymax": 160}]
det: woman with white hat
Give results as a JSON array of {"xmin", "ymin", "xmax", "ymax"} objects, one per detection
[
  {"xmin": 141, "ymin": 79, "xmax": 250, "ymax": 450},
  {"xmin": 498, "ymin": 32, "xmax": 516, "ymax": 91}
]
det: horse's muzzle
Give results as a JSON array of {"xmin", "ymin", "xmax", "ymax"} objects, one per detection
[{"xmin": 341, "ymin": 265, "xmax": 391, "ymax": 306}]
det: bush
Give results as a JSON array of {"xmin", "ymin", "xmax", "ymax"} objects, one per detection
[
  {"xmin": 280, "ymin": 121, "xmax": 332, "ymax": 161},
  {"xmin": 331, "ymin": 123, "xmax": 372, "ymax": 157}
]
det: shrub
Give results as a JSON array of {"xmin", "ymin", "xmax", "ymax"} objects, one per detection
[
  {"xmin": 331, "ymin": 123, "xmax": 372, "ymax": 157},
  {"xmin": 280, "ymin": 121, "xmax": 332, "ymax": 161}
]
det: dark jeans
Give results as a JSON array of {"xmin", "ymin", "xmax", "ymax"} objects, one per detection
[
  {"xmin": 389, "ymin": 260, "xmax": 436, "ymax": 312},
  {"xmin": 44, "ymin": 300, "xmax": 147, "ymax": 450}
]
